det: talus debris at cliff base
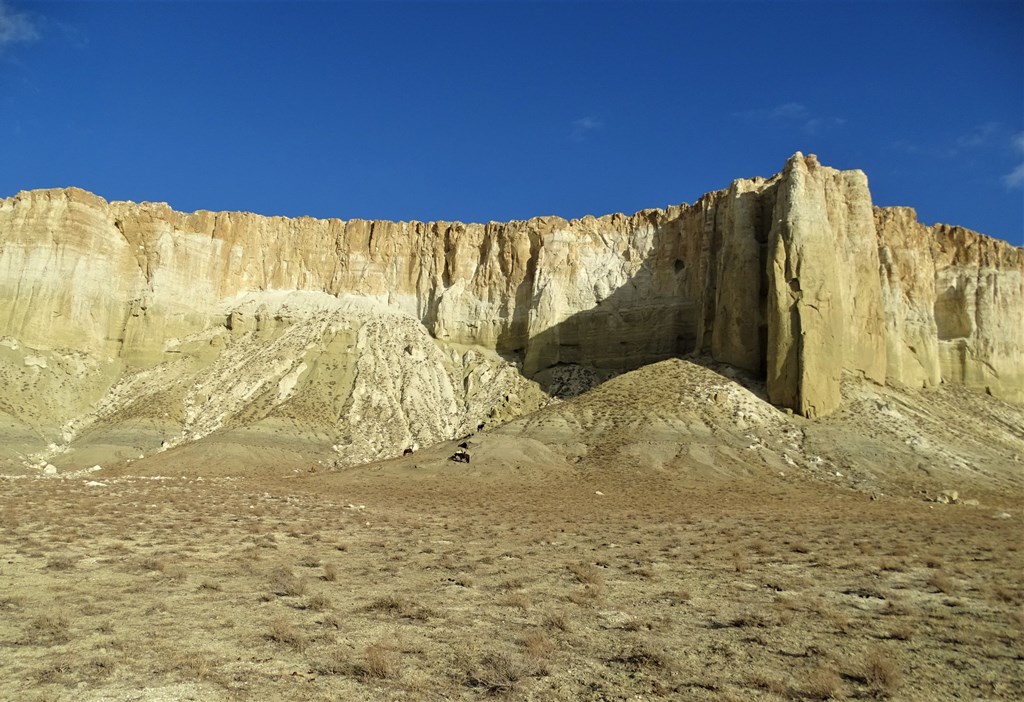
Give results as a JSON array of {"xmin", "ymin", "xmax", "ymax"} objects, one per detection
[{"xmin": 0, "ymin": 152, "xmax": 1021, "ymax": 476}]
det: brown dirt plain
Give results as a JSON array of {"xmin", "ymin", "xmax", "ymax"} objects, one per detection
[{"xmin": 2, "ymin": 363, "xmax": 1023, "ymax": 701}]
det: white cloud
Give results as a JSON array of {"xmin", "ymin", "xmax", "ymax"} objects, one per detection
[
  {"xmin": 1003, "ymin": 132, "xmax": 1024, "ymax": 189},
  {"xmin": 571, "ymin": 116, "xmax": 603, "ymax": 142},
  {"xmin": 956, "ymin": 122, "xmax": 999, "ymax": 151},
  {"xmin": 0, "ymin": 1, "xmax": 38, "ymax": 49},
  {"xmin": 732, "ymin": 102, "xmax": 844, "ymax": 134},
  {"xmin": 1003, "ymin": 164, "xmax": 1024, "ymax": 189},
  {"xmin": 767, "ymin": 102, "xmax": 808, "ymax": 120}
]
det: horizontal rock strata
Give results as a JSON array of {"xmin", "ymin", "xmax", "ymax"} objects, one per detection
[{"xmin": 0, "ymin": 153, "xmax": 1021, "ymax": 467}]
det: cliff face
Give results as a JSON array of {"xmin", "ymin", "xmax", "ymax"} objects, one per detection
[
  {"xmin": 0, "ymin": 153, "xmax": 1021, "ymax": 469},
  {"xmin": 877, "ymin": 207, "xmax": 1024, "ymax": 403}
]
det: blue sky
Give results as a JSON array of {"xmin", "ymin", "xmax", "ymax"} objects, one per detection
[{"xmin": 2, "ymin": 1, "xmax": 1022, "ymax": 246}]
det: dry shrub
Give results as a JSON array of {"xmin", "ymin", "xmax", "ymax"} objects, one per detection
[
  {"xmin": 887, "ymin": 623, "xmax": 914, "ymax": 641},
  {"xmin": 85, "ymin": 654, "xmax": 116, "ymax": 678},
  {"xmin": 466, "ymin": 652, "xmax": 535, "ymax": 695},
  {"xmin": 270, "ymin": 568, "xmax": 309, "ymax": 597},
  {"xmin": 861, "ymin": 648, "xmax": 902, "ymax": 697},
  {"xmin": 544, "ymin": 611, "xmax": 572, "ymax": 633},
  {"xmin": 45, "ymin": 554, "xmax": 76, "ymax": 571},
  {"xmin": 568, "ymin": 583, "xmax": 605, "ymax": 606},
  {"xmin": 160, "ymin": 562, "xmax": 188, "ymax": 580},
  {"xmin": 308, "ymin": 593, "xmax": 332, "ymax": 611},
  {"xmin": 927, "ymin": 571, "xmax": 955, "ymax": 595},
  {"xmin": 267, "ymin": 616, "xmax": 308, "ymax": 652},
  {"xmin": 804, "ymin": 662, "xmax": 843, "ymax": 700},
  {"xmin": 322, "ymin": 563, "xmax": 339, "ymax": 582},
  {"xmin": 775, "ymin": 594, "xmax": 801, "ymax": 611},
  {"xmin": 730, "ymin": 611, "xmax": 773, "ymax": 628},
  {"xmin": 33, "ymin": 654, "xmax": 76, "ymax": 683},
  {"xmin": 824, "ymin": 608, "xmax": 851, "ymax": 634},
  {"xmin": 501, "ymin": 592, "xmax": 530, "ymax": 611},
  {"xmin": 747, "ymin": 672, "xmax": 788, "ymax": 696},
  {"xmin": 25, "ymin": 612, "xmax": 72, "ymax": 645},
  {"xmin": 359, "ymin": 643, "xmax": 399, "ymax": 679},
  {"xmin": 613, "ymin": 642, "xmax": 674, "ymax": 673},
  {"xmin": 569, "ymin": 563, "xmax": 603, "ymax": 585},
  {"xmin": 521, "ymin": 630, "xmax": 555, "ymax": 659},
  {"xmin": 170, "ymin": 651, "xmax": 215, "ymax": 680},
  {"xmin": 991, "ymin": 585, "xmax": 1022, "ymax": 605},
  {"xmin": 366, "ymin": 594, "xmax": 430, "ymax": 620},
  {"xmin": 671, "ymin": 588, "xmax": 692, "ymax": 604}
]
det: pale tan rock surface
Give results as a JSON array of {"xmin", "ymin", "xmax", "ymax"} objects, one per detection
[{"xmin": 0, "ymin": 154, "xmax": 1021, "ymax": 471}]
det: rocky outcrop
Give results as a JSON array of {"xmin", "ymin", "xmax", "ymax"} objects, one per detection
[
  {"xmin": 877, "ymin": 208, "xmax": 1024, "ymax": 403},
  {"xmin": 0, "ymin": 153, "xmax": 1021, "ymax": 470}
]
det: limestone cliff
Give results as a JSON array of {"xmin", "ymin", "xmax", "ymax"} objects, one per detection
[{"xmin": 0, "ymin": 153, "xmax": 1021, "ymax": 472}]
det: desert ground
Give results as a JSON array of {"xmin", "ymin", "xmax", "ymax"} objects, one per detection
[
  {"xmin": 2, "ymin": 458, "xmax": 1022, "ymax": 701},
  {"xmin": 2, "ymin": 363, "xmax": 1023, "ymax": 701}
]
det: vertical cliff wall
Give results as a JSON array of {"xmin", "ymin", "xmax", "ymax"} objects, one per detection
[{"xmin": 0, "ymin": 153, "xmax": 1021, "ymax": 443}]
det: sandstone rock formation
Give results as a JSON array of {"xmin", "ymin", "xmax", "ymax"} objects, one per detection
[{"xmin": 0, "ymin": 153, "xmax": 1021, "ymax": 471}]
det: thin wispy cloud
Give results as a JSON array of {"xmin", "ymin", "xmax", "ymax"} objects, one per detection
[
  {"xmin": 956, "ymin": 121, "xmax": 999, "ymax": 151},
  {"xmin": 1004, "ymin": 132, "xmax": 1024, "ymax": 189},
  {"xmin": 570, "ymin": 116, "xmax": 603, "ymax": 142},
  {"xmin": 901, "ymin": 124, "xmax": 1024, "ymax": 190},
  {"xmin": 895, "ymin": 122, "xmax": 1012, "ymax": 161},
  {"xmin": 0, "ymin": 1, "xmax": 38, "ymax": 50},
  {"xmin": 732, "ymin": 102, "xmax": 845, "ymax": 134}
]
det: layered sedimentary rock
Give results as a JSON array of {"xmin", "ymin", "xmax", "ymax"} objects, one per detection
[
  {"xmin": 0, "ymin": 153, "xmax": 1021, "ymax": 469},
  {"xmin": 877, "ymin": 207, "xmax": 1024, "ymax": 403}
]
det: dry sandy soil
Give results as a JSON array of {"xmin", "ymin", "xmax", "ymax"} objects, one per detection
[
  {"xmin": 1, "ymin": 467, "xmax": 1022, "ymax": 701},
  {"xmin": 1, "ymin": 362, "xmax": 1022, "ymax": 701}
]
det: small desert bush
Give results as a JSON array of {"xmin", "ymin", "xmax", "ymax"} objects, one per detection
[
  {"xmin": 614, "ymin": 642, "xmax": 674, "ymax": 673},
  {"xmin": 33, "ymin": 655, "xmax": 76, "ymax": 684},
  {"xmin": 747, "ymin": 672, "xmax": 788, "ymax": 696},
  {"xmin": 567, "ymin": 583, "xmax": 605, "ymax": 606},
  {"xmin": 568, "ymin": 563, "xmax": 603, "ymax": 585},
  {"xmin": 270, "ymin": 568, "xmax": 309, "ymax": 597},
  {"xmin": 803, "ymin": 662, "xmax": 843, "ymax": 700},
  {"xmin": 170, "ymin": 651, "xmax": 215, "ymax": 680},
  {"xmin": 24, "ymin": 611, "xmax": 72, "ymax": 645},
  {"xmin": 307, "ymin": 592, "xmax": 332, "ymax": 611},
  {"xmin": 317, "ymin": 647, "xmax": 352, "ymax": 675},
  {"xmin": 992, "ymin": 585, "xmax": 1022, "ymax": 605},
  {"xmin": 887, "ymin": 623, "xmax": 914, "ymax": 641},
  {"xmin": 501, "ymin": 592, "xmax": 530, "ymax": 611},
  {"xmin": 544, "ymin": 611, "xmax": 572, "ymax": 633},
  {"xmin": 860, "ymin": 648, "xmax": 902, "ymax": 697},
  {"xmin": 267, "ymin": 616, "xmax": 308, "ymax": 652},
  {"xmin": 521, "ymin": 630, "xmax": 555, "ymax": 660},
  {"xmin": 45, "ymin": 554, "xmax": 76, "ymax": 571},
  {"xmin": 359, "ymin": 643, "xmax": 399, "ymax": 679},
  {"xmin": 466, "ymin": 652, "xmax": 535, "ymax": 695},
  {"xmin": 366, "ymin": 594, "xmax": 430, "ymax": 620},
  {"xmin": 322, "ymin": 563, "xmax": 339, "ymax": 582},
  {"xmin": 927, "ymin": 571, "xmax": 955, "ymax": 595}
]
